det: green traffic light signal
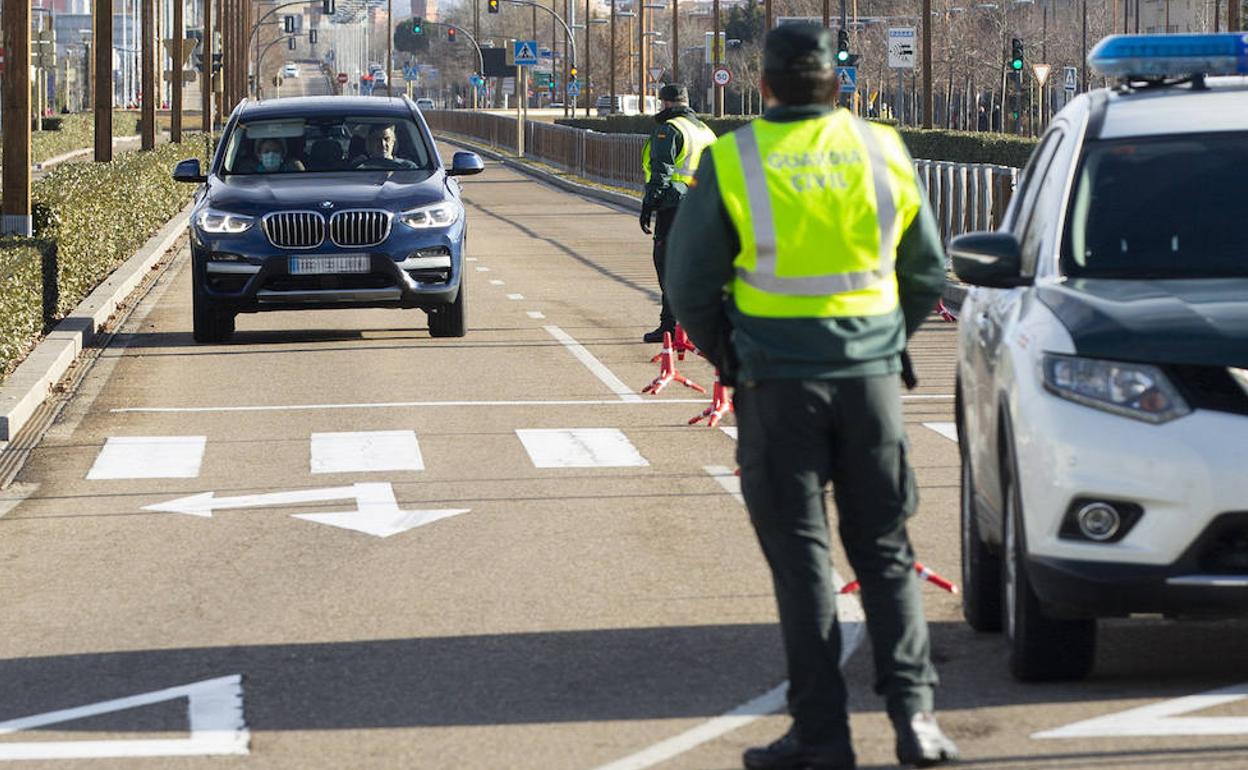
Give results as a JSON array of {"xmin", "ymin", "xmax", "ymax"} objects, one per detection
[
  {"xmin": 412, "ymin": 16, "xmax": 423, "ymax": 34},
  {"xmin": 837, "ymin": 50, "xmax": 849, "ymax": 63},
  {"xmin": 1011, "ymin": 58, "xmax": 1023, "ymax": 71}
]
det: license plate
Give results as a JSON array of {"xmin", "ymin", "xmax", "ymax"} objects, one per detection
[{"xmin": 289, "ymin": 255, "xmax": 370, "ymax": 275}]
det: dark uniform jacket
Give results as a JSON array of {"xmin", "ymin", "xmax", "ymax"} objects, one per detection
[
  {"xmin": 643, "ymin": 105, "xmax": 708, "ymax": 211},
  {"xmin": 665, "ymin": 105, "xmax": 947, "ymax": 383}
]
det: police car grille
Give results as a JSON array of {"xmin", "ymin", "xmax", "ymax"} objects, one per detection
[
  {"xmin": 330, "ymin": 210, "xmax": 391, "ymax": 248},
  {"xmin": 1168, "ymin": 365, "xmax": 1248, "ymax": 417},
  {"xmin": 263, "ymin": 212, "xmax": 326, "ymax": 249}
]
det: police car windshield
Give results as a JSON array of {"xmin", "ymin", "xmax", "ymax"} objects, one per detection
[
  {"xmin": 1063, "ymin": 134, "xmax": 1248, "ymax": 279},
  {"xmin": 1063, "ymin": 133, "xmax": 1248, "ymax": 279}
]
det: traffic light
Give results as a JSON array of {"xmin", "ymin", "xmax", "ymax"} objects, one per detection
[
  {"xmin": 322, "ymin": 0, "xmax": 335, "ymax": 13},
  {"xmin": 836, "ymin": 28, "xmax": 850, "ymax": 64},
  {"xmin": 569, "ymin": 65, "xmax": 577, "ymax": 79},
  {"xmin": 447, "ymin": 27, "xmax": 457, "ymax": 42},
  {"xmin": 1010, "ymin": 37, "xmax": 1024, "ymax": 71},
  {"xmin": 412, "ymin": 16, "xmax": 423, "ymax": 34},
  {"xmin": 211, "ymin": 52, "xmax": 222, "ymax": 75},
  {"xmin": 488, "ymin": 0, "xmax": 500, "ymax": 13}
]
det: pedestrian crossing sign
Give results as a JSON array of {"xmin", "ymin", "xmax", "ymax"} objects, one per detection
[
  {"xmin": 836, "ymin": 66, "xmax": 857, "ymax": 94},
  {"xmin": 513, "ymin": 40, "xmax": 539, "ymax": 66}
]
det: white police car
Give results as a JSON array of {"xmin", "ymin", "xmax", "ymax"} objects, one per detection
[{"xmin": 952, "ymin": 33, "xmax": 1248, "ymax": 681}]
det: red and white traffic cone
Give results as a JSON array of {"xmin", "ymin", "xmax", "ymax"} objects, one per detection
[
  {"xmin": 643, "ymin": 332, "xmax": 707, "ymax": 395},
  {"xmin": 689, "ymin": 373, "xmax": 733, "ymax": 428},
  {"xmin": 936, "ymin": 299, "xmax": 957, "ymax": 323},
  {"xmin": 838, "ymin": 562, "xmax": 959, "ymax": 595}
]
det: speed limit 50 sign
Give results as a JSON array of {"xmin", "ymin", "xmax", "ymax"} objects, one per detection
[{"xmin": 712, "ymin": 66, "xmax": 733, "ymax": 87}]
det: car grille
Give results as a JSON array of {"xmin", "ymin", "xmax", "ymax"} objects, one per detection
[
  {"xmin": 263, "ymin": 211, "xmax": 326, "ymax": 249},
  {"xmin": 1168, "ymin": 365, "xmax": 1248, "ymax": 417},
  {"xmin": 330, "ymin": 210, "xmax": 391, "ymax": 248}
]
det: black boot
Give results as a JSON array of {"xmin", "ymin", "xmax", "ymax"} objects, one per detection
[
  {"xmin": 894, "ymin": 713, "xmax": 959, "ymax": 767},
  {"xmin": 742, "ymin": 728, "xmax": 855, "ymax": 770},
  {"xmin": 642, "ymin": 325, "xmax": 673, "ymax": 344}
]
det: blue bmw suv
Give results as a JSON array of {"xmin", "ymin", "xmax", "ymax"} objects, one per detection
[{"xmin": 173, "ymin": 96, "xmax": 483, "ymax": 343}]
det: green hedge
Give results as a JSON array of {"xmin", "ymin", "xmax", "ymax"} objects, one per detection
[
  {"xmin": 556, "ymin": 115, "xmax": 1038, "ymax": 168},
  {"xmin": 0, "ymin": 137, "xmax": 208, "ymax": 381},
  {"xmin": 28, "ymin": 111, "xmax": 141, "ymax": 165}
]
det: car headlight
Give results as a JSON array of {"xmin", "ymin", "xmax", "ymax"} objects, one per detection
[
  {"xmin": 399, "ymin": 202, "xmax": 459, "ymax": 229},
  {"xmin": 196, "ymin": 209, "xmax": 254, "ymax": 234},
  {"xmin": 1042, "ymin": 353, "xmax": 1190, "ymax": 424}
]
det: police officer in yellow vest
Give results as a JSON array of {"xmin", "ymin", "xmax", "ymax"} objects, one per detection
[
  {"xmin": 666, "ymin": 25, "xmax": 958, "ymax": 770},
  {"xmin": 640, "ymin": 84, "xmax": 717, "ymax": 343}
]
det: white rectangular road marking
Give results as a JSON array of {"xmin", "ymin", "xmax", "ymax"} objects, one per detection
[
  {"xmin": 703, "ymin": 465, "xmax": 744, "ymax": 505},
  {"xmin": 87, "ymin": 436, "xmax": 207, "ymax": 480},
  {"xmin": 310, "ymin": 431, "xmax": 424, "ymax": 474},
  {"xmin": 489, "ymin": 279, "xmax": 505, "ymax": 286},
  {"xmin": 719, "ymin": 426, "xmax": 738, "ymax": 441},
  {"xmin": 526, "ymin": 311, "xmax": 546, "ymax": 319},
  {"xmin": 544, "ymin": 325, "xmax": 643, "ymax": 403},
  {"xmin": 922, "ymin": 421, "xmax": 959, "ymax": 442},
  {"xmin": 517, "ymin": 429, "xmax": 648, "ymax": 468},
  {"xmin": 466, "ymin": 257, "xmax": 478, "ymax": 262},
  {"xmin": 475, "ymin": 266, "xmax": 491, "ymax": 272},
  {"xmin": 507, "ymin": 293, "xmax": 525, "ymax": 300}
]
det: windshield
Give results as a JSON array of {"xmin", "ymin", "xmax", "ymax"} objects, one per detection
[
  {"xmin": 221, "ymin": 115, "xmax": 434, "ymax": 175},
  {"xmin": 1063, "ymin": 133, "xmax": 1248, "ymax": 279}
]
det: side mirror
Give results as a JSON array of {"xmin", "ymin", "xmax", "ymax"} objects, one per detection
[
  {"xmin": 950, "ymin": 232, "xmax": 1032, "ymax": 288},
  {"xmin": 173, "ymin": 158, "xmax": 207, "ymax": 184},
  {"xmin": 447, "ymin": 152, "xmax": 484, "ymax": 177}
]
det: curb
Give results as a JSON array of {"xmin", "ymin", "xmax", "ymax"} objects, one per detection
[
  {"xmin": 0, "ymin": 202, "xmax": 194, "ymax": 442},
  {"xmin": 435, "ymin": 132, "xmax": 644, "ymax": 213}
]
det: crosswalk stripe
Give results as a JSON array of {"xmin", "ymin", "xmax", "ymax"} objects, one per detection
[
  {"xmin": 516, "ymin": 428, "xmax": 649, "ymax": 468},
  {"xmin": 87, "ymin": 436, "xmax": 207, "ymax": 480},
  {"xmin": 310, "ymin": 431, "xmax": 424, "ymax": 474},
  {"xmin": 922, "ymin": 422, "xmax": 958, "ymax": 442}
]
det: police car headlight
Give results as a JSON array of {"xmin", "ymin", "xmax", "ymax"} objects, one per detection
[
  {"xmin": 196, "ymin": 208, "xmax": 254, "ymax": 234},
  {"xmin": 399, "ymin": 202, "xmax": 459, "ymax": 229},
  {"xmin": 1042, "ymin": 354, "xmax": 1190, "ymax": 424}
]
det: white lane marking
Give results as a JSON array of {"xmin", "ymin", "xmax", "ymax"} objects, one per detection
[
  {"xmin": 507, "ymin": 293, "xmax": 525, "ymax": 300},
  {"xmin": 703, "ymin": 465, "xmax": 744, "ymax": 505},
  {"xmin": 544, "ymin": 325, "xmax": 644, "ymax": 403},
  {"xmin": 719, "ymin": 426, "xmax": 738, "ymax": 441},
  {"xmin": 475, "ymin": 266, "xmax": 491, "ymax": 272},
  {"xmin": 0, "ymin": 675, "xmax": 248, "ymax": 760},
  {"xmin": 517, "ymin": 428, "xmax": 649, "ymax": 468},
  {"xmin": 86, "ymin": 436, "xmax": 207, "ymax": 480},
  {"xmin": 922, "ymin": 422, "xmax": 958, "ymax": 443},
  {"xmin": 489, "ymin": 279, "xmax": 505, "ymax": 286},
  {"xmin": 595, "ymin": 468, "xmax": 866, "ymax": 770},
  {"xmin": 526, "ymin": 311, "xmax": 546, "ymax": 319},
  {"xmin": 112, "ymin": 398, "xmax": 709, "ymax": 414},
  {"xmin": 310, "ymin": 430, "xmax": 424, "ymax": 474},
  {"xmin": 466, "ymin": 257, "xmax": 478, "ymax": 262},
  {"xmin": 1034, "ymin": 683, "xmax": 1248, "ymax": 738}
]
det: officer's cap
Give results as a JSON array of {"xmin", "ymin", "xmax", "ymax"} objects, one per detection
[
  {"xmin": 763, "ymin": 24, "xmax": 836, "ymax": 74},
  {"xmin": 658, "ymin": 84, "xmax": 689, "ymax": 103}
]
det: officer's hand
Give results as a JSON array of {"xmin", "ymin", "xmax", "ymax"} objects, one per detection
[{"xmin": 639, "ymin": 205, "xmax": 654, "ymax": 235}]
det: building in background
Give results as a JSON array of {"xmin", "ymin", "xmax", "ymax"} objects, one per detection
[{"xmin": 411, "ymin": 0, "xmax": 440, "ymax": 22}]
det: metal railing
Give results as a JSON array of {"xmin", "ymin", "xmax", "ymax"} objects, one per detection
[{"xmin": 425, "ymin": 111, "xmax": 1019, "ymax": 239}]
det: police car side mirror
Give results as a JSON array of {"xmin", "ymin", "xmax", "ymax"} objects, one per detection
[
  {"xmin": 949, "ymin": 232, "xmax": 1032, "ymax": 289},
  {"xmin": 447, "ymin": 152, "xmax": 485, "ymax": 177},
  {"xmin": 172, "ymin": 158, "xmax": 206, "ymax": 184}
]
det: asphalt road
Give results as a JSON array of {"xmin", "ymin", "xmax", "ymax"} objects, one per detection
[{"xmin": 1, "ymin": 131, "xmax": 1246, "ymax": 768}]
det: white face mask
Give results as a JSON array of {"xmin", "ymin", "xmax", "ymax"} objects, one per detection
[{"xmin": 260, "ymin": 152, "xmax": 283, "ymax": 171}]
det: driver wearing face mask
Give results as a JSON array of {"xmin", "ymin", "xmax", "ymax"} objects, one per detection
[{"xmin": 254, "ymin": 138, "xmax": 305, "ymax": 173}]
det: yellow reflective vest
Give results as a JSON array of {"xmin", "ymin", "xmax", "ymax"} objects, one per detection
[
  {"xmin": 643, "ymin": 115, "xmax": 718, "ymax": 186},
  {"xmin": 710, "ymin": 111, "xmax": 923, "ymax": 319}
]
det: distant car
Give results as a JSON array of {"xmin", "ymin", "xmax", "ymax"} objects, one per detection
[
  {"xmin": 954, "ymin": 34, "xmax": 1248, "ymax": 682},
  {"xmin": 373, "ymin": 71, "xmax": 388, "ymax": 86},
  {"xmin": 172, "ymin": 96, "xmax": 485, "ymax": 343},
  {"xmin": 594, "ymin": 94, "xmax": 657, "ymax": 116},
  {"xmin": 282, "ymin": 63, "xmax": 299, "ymax": 79},
  {"xmin": 414, "ymin": 98, "xmax": 435, "ymax": 110}
]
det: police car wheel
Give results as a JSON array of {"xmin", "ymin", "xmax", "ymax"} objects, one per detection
[
  {"xmin": 1003, "ymin": 468, "xmax": 1096, "ymax": 682},
  {"xmin": 192, "ymin": 283, "xmax": 235, "ymax": 344},
  {"xmin": 959, "ymin": 429, "xmax": 1003, "ymax": 633},
  {"xmin": 428, "ymin": 279, "xmax": 467, "ymax": 338}
]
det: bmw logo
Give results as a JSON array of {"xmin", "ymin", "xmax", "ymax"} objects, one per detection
[{"xmin": 320, "ymin": 200, "xmax": 334, "ymax": 209}]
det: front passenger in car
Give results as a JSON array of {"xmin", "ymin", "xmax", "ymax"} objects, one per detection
[{"xmin": 254, "ymin": 138, "xmax": 305, "ymax": 173}]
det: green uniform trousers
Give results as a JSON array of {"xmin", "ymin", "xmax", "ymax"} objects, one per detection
[{"xmin": 735, "ymin": 375, "xmax": 938, "ymax": 748}]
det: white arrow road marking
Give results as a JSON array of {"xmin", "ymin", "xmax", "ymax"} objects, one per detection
[
  {"xmin": 142, "ymin": 482, "xmax": 469, "ymax": 538},
  {"xmin": 922, "ymin": 422, "xmax": 959, "ymax": 443},
  {"xmin": 0, "ymin": 674, "xmax": 248, "ymax": 761},
  {"xmin": 1033, "ymin": 682, "xmax": 1248, "ymax": 738}
]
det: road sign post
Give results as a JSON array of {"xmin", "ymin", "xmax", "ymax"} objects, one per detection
[
  {"xmin": 888, "ymin": 27, "xmax": 915, "ymax": 125},
  {"xmin": 712, "ymin": 66, "xmax": 732, "ymax": 87}
]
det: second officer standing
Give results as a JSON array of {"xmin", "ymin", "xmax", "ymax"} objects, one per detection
[{"xmin": 639, "ymin": 84, "xmax": 717, "ymax": 343}]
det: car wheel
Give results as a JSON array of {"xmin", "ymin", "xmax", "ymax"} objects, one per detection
[
  {"xmin": 192, "ymin": 284, "xmax": 235, "ymax": 344},
  {"xmin": 428, "ymin": 276, "xmax": 467, "ymax": 338},
  {"xmin": 960, "ymin": 431, "xmax": 1003, "ymax": 632},
  {"xmin": 1003, "ymin": 466, "xmax": 1096, "ymax": 682}
]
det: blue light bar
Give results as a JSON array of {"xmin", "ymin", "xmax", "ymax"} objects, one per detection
[{"xmin": 1088, "ymin": 33, "xmax": 1248, "ymax": 78}]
